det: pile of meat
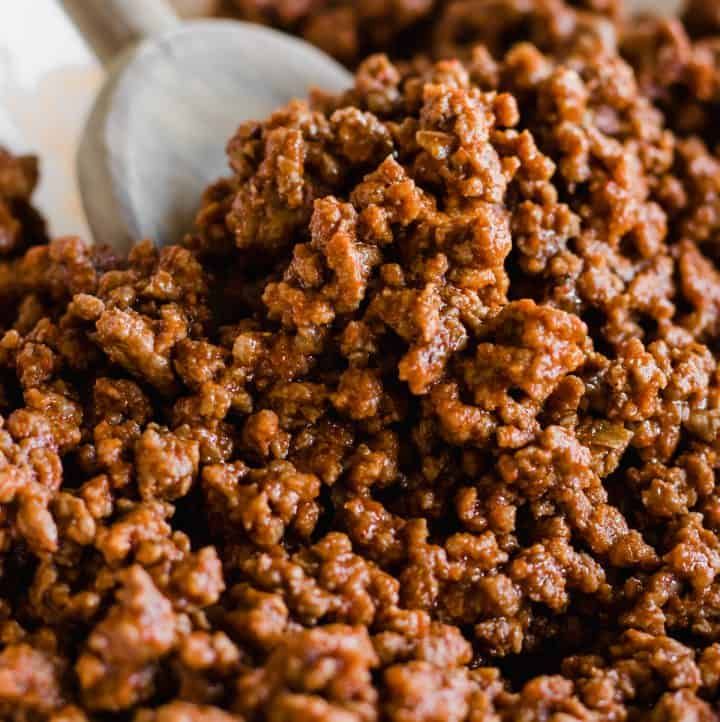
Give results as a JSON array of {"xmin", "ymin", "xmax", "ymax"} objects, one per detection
[{"xmin": 1, "ymin": 0, "xmax": 720, "ymax": 719}]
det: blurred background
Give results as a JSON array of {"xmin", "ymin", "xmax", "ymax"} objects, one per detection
[{"xmin": 0, "ymin": 0, "xmax": 222, "ymax": 240}]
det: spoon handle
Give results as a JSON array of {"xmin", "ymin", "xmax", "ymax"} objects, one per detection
[{"xmin": 59, "ymin": 0, "xmax": 180, "ymax": 67}]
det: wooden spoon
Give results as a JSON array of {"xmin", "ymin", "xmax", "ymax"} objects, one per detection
[{"xmin": 59, "ymin": 0, "xmax": 352, "ymax": 252}]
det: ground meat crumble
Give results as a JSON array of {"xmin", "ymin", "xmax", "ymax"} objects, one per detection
[{"xmin": 2, "ymin": 0, "xmax": 720, "ymax": 719}]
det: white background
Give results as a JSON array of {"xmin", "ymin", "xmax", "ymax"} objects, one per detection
[
  {"xmin": 0, "ymin": 0, "xmax": 680, "ymax": 243},
  {"xmin": 0, "ymin": 1, "xmax": 101, "ymax": 239}
]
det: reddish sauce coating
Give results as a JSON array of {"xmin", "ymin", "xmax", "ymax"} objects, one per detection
[
  {"xmin": 0, "ymin": 148, "xmax": 46, "ymax": 258},
  {"xmin": 220, "ymin": 0, "xmax": 623, "ymax": 66},
  {"xmin": 2, "ymin": 0, "xmax": 720, "ymax": 720}
]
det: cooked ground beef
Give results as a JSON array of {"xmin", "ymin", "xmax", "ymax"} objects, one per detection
[
  {"xmin": 1, "ymin": 0, "xmax": 720, "ymax": 720},
  {"xmin": 0, "ymin": 148, "xmax": 46, "ymax": 258},
  {"xmin": 219, "ymin": 0, "xmax": 623, "ymax": 66}
]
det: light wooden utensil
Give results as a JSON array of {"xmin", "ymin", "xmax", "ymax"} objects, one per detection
[{"xmin": 59, "ymin": 0, "xmax": 352, "ymax": 252}]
